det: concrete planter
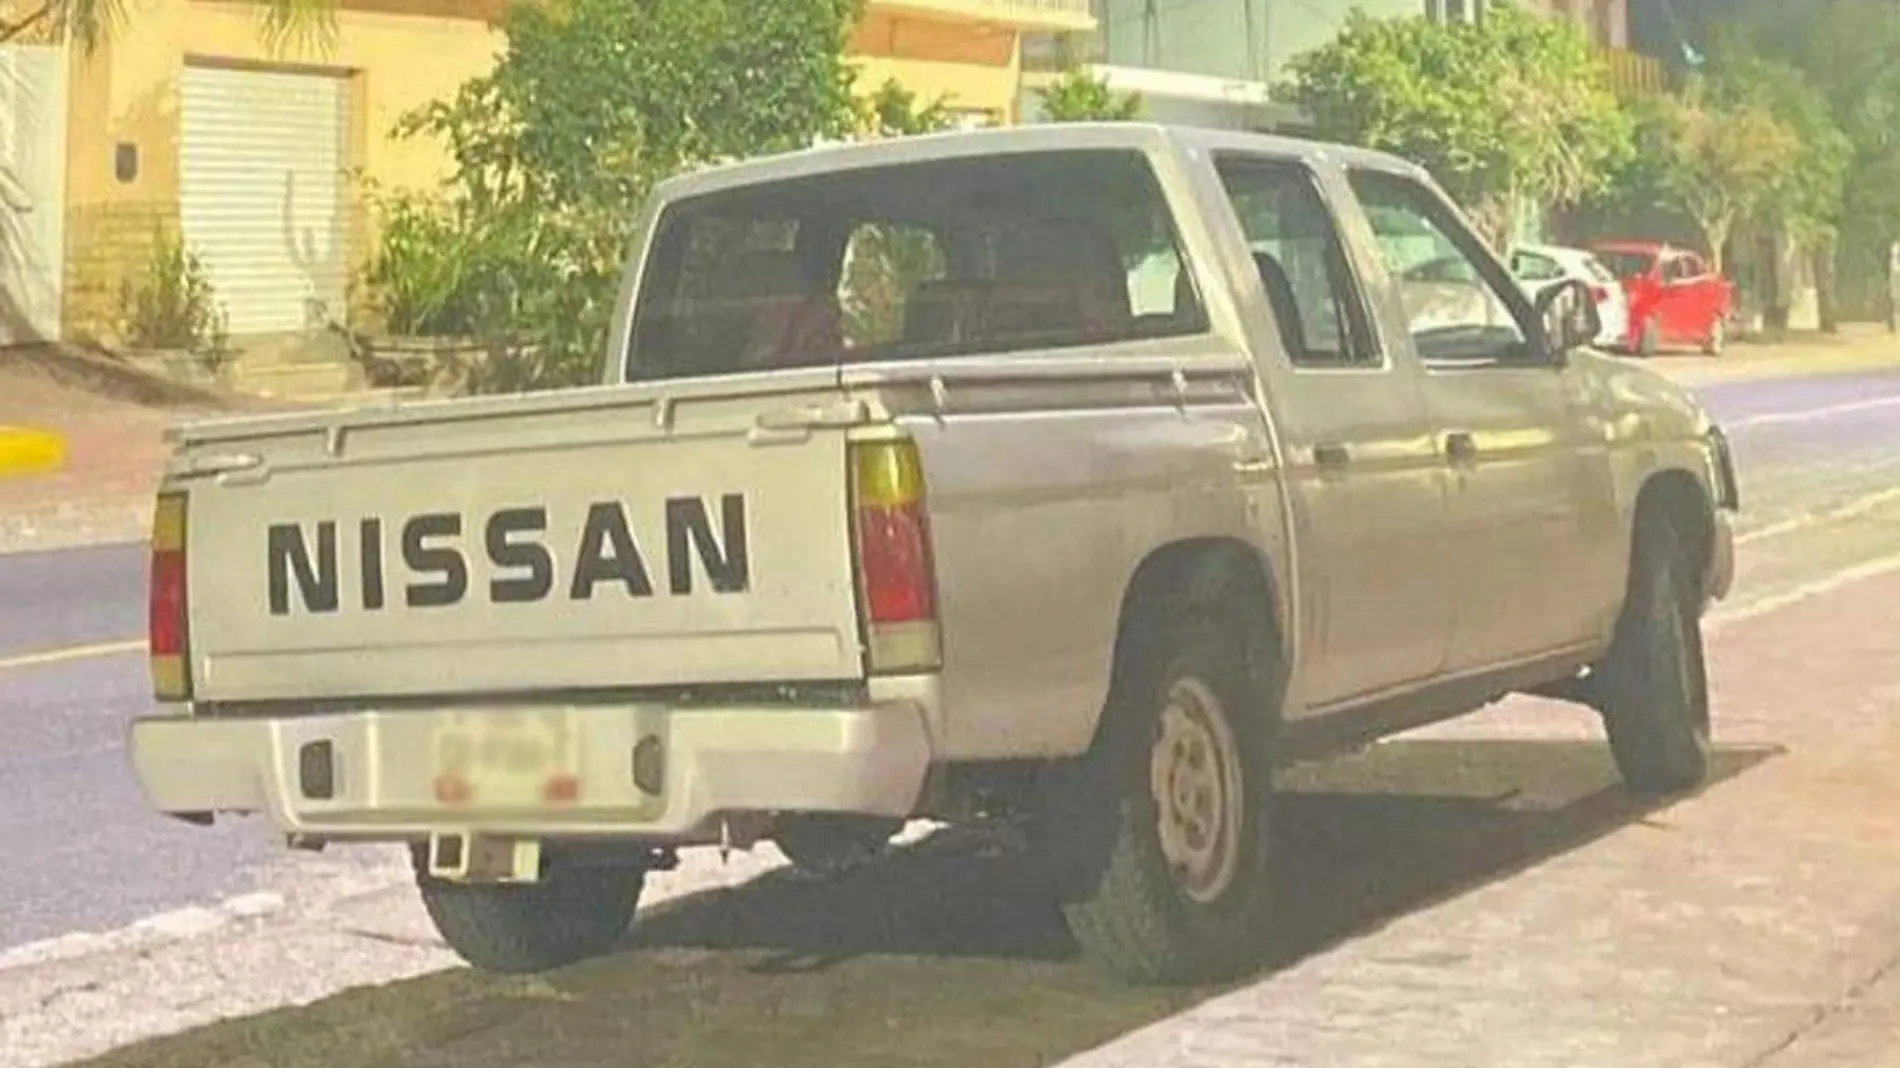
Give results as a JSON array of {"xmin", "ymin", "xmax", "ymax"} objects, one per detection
[
  {"xmin": 119, "ymin": 348, "xmax": 227, "ymax": 390},
  {"xmin": 356, "ymin": 335, "xmax": 492, "ymax": 396}
]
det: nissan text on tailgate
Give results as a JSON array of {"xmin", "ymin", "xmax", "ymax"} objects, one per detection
[{"xmin": 131, "ymin": 123, "xmax": 1740, "ymax": 984}]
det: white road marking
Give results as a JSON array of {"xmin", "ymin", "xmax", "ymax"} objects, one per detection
[
  {"xmin": 1727, "ymin": 393, "xmax": 1900, "ymax": 430},
  {"xmin": 0, "ymin": 892, "xmax": 287, "ymax": 970},
  {"xmin": 1735, "ymin": 486, "xmax": 1900, "ymax": 546},
  {"xmin": 0, "ymin": 639, "xmax": 145, "ymax": 675},
  {"xmin": 1708, "ymin": 549, "xmax": 1900, "ymax": 632}
]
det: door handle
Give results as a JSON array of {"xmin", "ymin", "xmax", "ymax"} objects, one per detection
[
  {"xmin": 1312, "ymin": 442, "xmax": 1352, "ymax": 470},
  {"xmin": 1444, "ymin": 431, "xmax": 1478, "ymax": 464}
]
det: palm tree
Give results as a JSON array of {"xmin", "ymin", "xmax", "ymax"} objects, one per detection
[{"xmin": 1, "ymin": 0, "xmax": 334, "ymax": 52}]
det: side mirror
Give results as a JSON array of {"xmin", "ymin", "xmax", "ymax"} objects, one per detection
[{"xmin": 1534, "ymin": 279, "xmax": 1601, "ymax": 360}]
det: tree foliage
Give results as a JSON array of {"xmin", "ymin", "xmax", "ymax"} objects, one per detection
[
  {"xmin": 1035, "ymin": 67, "xmax": 1143, "ymax": 122},
  {"xmin": 377, "ymin": 0, "xmax": 866, "ymax": 392},
  {"xmin": 1283, "ymin": 5, "xmax": 1631, "ymax": 249},
  {"xmin": 1631, "ymin": 81, "xmax": 1792, "ymax": 275},
  {"xmin": 1707, "ymin": 0, "xmax": 1900, "ymax": 320},
  {"xmin": 1702, "ymin": 37, "xmax": 1851, "ymax": 248},
  {"xmin": 860, "ymin": 78, "xmax": 954, "ymax": 138},
  {"xmin": 1615, "ymin": 39, "xmax": 1848, "ymax": 277}
]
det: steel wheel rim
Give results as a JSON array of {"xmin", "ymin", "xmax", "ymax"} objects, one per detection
[{"xmin": 1149, "ymin": 675, "xmax": 1245, "ymax": 905}]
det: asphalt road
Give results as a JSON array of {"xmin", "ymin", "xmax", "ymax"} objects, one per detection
[{"xmin": 1, "ymin": 360, "xmax": 1897, "ymax": 955}]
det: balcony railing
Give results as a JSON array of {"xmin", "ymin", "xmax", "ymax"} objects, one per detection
[
  {"xmin": 1600, "ymin": 45, "xmax": 1668, "ymax": 97},
  {"xmin": 869, "ymin": 0, "xmax": 1098, "ymax": 32}
]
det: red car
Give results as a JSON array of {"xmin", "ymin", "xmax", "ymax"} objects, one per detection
[{"xmin": 1589, "ymin": 240, "xmax": 1734, "ymax": 357}]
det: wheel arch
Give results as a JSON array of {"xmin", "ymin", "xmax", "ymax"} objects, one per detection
[
  {"xmin": 1098, "ymin": 537, "xmax": 1289, "ymax": 748},
  {"xmin": 1630, "ymin": 468, "xmax": 1715, "ymax": 602}
]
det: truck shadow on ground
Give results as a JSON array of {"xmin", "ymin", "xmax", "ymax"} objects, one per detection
[
  {"xmin": 630, "ymin": 737, "xmax": 1772, "ymax": 974},
  {"xmin": 89, "ymin": 736, "xmax": 1776, "ymax": 1068}
]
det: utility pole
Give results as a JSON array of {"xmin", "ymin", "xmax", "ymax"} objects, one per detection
[{"xmin": 1141, "ymin": 0, "xmax": 1159, "ymax": 67}]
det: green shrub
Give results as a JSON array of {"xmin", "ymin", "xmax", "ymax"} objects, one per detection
[
  {"xmin": 118, "ymin": 227, "xmax": 230, "ymax": 366},
  {"xmin": 362, "ymin": 186, "xmax": 497, "ymax": 338}
]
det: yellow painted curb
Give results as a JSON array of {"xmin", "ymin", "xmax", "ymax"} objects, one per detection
[{"xmin": 0, "ymin": 426, "xmax": 67, "ymax": 477}]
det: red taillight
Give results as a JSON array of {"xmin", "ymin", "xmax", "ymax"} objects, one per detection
[
  {"xmin": 1590, "ymin": 285, "xmax": 1610, "ymax": 304},
  {"xmin": 149, "ymin": 492, "xmax": 191, "ymax": 701},
  {"xmin": 856, "ymin": 502, "xmax": 935, "ymax": 624},
  {"xmin": 850, "ymin": 438, "xmax": 941, "ymax": 673},
  {"xmin": 150, "ymin": 550, "xmax": 187, "ymax": 655}
]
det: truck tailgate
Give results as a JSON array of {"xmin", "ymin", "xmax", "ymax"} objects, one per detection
[{"xmin": 171, "ymin": 379, "xmax": 866, "ymax": 704}]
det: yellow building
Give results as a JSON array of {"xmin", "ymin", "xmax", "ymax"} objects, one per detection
[
  {"xmin": 852, "ymin": 0, "xmax": 1095, "ymax": 128},
  {"xmin": 0, "ymin": 0, "xmax": 1095, "ymax": 347},
  {"xmin": 52, "ymin": 0, "xmax": 510, "ymax": 342}
]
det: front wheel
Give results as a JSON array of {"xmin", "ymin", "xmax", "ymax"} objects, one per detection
[
  {"xmin": 416, "ymin": 857, "xmax": 645, "ymax": 974},
  {"xmin": 1637, "ymin": 316, "xmax": 1661, "ymax": 358},
  {"xmin": 1052, "ymin": 608, "xmax": 1278, "ymax": 985},
  {"xmin": 1595, "ymin": 516, "xmax": 1712, "ymax": 796}
]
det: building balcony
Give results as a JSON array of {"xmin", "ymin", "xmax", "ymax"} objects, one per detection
[
  {"xmin": 1600, "ymin": 45, "xmax": 1668, "ymax": 96},
  {"xmin": 869, "ymin": 0, "xmax": 1097, "ymax": 33}
]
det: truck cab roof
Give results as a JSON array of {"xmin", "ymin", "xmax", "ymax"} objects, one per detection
[{"xmin": 652, "ymin": 122, "xmax": 1435, "ymax": 205}]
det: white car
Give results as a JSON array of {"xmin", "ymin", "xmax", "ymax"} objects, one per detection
[{"xmin": 1510, "ymin": 243, "xmax": 1630, "ymax": 350}]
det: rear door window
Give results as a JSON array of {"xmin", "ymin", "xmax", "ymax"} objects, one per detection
[
  {"xmin": 625, "ymin": 149, "xmax": 1207, "ymax": 382},
  {"xmin": 1215, "ymin": 156, "xmax": 1379, "ymax": 368}
]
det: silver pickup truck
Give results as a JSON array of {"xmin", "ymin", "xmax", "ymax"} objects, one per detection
[{"xmin": 130, "ymin": 123, "xmax": 1738, "ymax": 985}]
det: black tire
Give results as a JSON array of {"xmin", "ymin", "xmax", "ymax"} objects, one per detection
[
  {"xmin": 773, "ymin": 814, "xmax": 903, "ymax": 874},
  {"xmin": 416, "ymin": 859, "xmax": 644, "ymax": 974},
  {"xmin": 1052, "ymin": 605, "xmax": 1278, "ymax": 985},
  {"xmin": 1596, "ymin": 514, "xmax": 1711, "ymax": 797},
  {"xmin": 1637, "ymin": 316, "xmax": 1661, "ymax": 358}
]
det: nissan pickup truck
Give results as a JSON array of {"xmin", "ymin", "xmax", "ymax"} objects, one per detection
[{"xmin": 129, "ymin": 123, "xmax": 1739, "ymax": 986}]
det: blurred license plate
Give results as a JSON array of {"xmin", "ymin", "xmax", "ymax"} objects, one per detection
[{"xmin": 432, "ymin": 709, "xmax": 581, "ymax": 807}]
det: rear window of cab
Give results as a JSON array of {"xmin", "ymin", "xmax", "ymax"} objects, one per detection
[{"xmin": 624, "ymin": 149, "xmax": 1209, "ymax": 383}]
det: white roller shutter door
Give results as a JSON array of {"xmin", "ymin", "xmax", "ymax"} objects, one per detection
[{"xmin": 179, "ymin": 64, "xmax": 348, "ymax": 335}]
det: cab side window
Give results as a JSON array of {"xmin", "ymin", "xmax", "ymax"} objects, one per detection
[
  {"xmin": 1346, "ymin": 169, "xmax": 1534, "ymax": 366},
  {"xmin": 1215, "ymin": 157, "xmax": 1378, "ymax": 369}
]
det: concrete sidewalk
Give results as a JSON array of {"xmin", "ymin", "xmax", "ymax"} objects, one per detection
[
  {"xmin": 0, "ymin": 347, "xmax": 285, "ymax": 553},
  {"xmin": 1061, "ymin": 567, "xmax": 1900, "ymax": 1068},
  {"xmin": 0, "ymin": 363, "xmax": 206, "ymax": 553},
  {"xmin": 1645, "ymin": 325, "xmax": 1899, "ymax": 388}
]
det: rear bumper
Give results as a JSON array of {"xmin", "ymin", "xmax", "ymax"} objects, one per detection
[{"xmin": 128, "ymin": 699, "xmax": 934, "ymax": 844}]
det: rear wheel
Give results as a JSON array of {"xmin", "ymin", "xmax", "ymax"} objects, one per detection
[
  {"xmin": 416, "ymin": 855, "xmax": 645, "ymax": 974},
  {"xmin": 1702, "ymin": 317, "xmax": 1726, "ymax": 356},
  {"xmin": 1051, "ymin": 604, "xmax": 1279, "ymax": 985},
  {"xmin": 1637, "ymin": 316, "xmax": 1661, "ymax": 358},
  {"xmin": 1596, "ymin": 514, "xmax": 1711, "ymax": 796}
]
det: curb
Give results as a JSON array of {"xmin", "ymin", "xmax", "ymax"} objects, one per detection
[{"xmin": 3, "ymin": 343, "xmax": 280, "ymax": 412}]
